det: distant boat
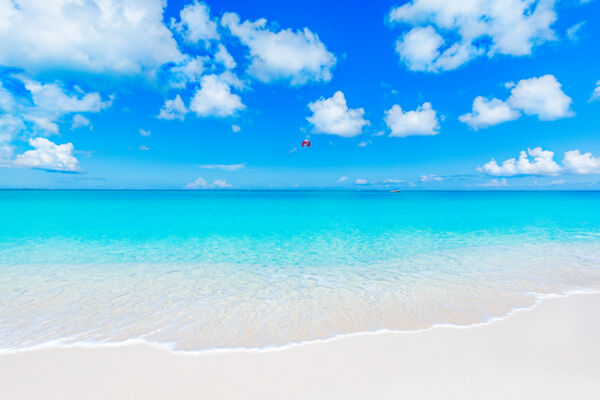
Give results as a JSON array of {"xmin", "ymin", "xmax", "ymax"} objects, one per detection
[{"xmin": 390, "ymin": 189, "xmax": 401, "ymax": 193}]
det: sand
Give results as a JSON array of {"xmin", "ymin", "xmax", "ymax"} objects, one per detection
[{"xmin": 2, "ymin": 292, "xmax": 599, "ymax": 400}]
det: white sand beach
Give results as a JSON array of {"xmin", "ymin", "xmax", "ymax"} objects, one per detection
[{"xmin": 2, "ymin": 292, "xmax": 599, "ymax": 400}]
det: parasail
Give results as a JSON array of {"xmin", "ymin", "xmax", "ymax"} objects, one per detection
[{"xmin": 302, "ymin": 139, "xmax": 311, "ymax": 147}]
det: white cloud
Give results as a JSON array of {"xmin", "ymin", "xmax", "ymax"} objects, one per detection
[
  {"xmin": 215, "ymin": 44, "xmax": 237, "ymax": 70},
  {"xmin": 71, "ymin": 115, "xmax": 91, "ymax": 130},
  {"xmin": 384, "ymin": 102, "xmax": 439, "ymax": 137},
  {"xmin": 591, "ymin": 80, "xmax": 600, "ymax": 101},
  {"xmin": 394, "ymin": 26, "xmax": 444, "ymax": 72},
  {"xmin": 479, "ymin": 147, "xmax": 561, "ymax": 176},
  {"xmin": 358, "ymin": 141, "xmax": 369, "ymax": 147},
  {"xmin": 0, "ymin": 75, "xmax": 111, "ymax": 148},
  {"xmin": 388, "ymin": 0, "xmax": 557, "ymax": 72},
  {"xmin": 189, "ymin": 74, "xmax": 245, "ymax": 118},
  {"xmin": 307, "ymin": 91, "xmax": 368, "ymax": 137},
  {"xmin": 0, "ymin": 82, "xmax": 16, "ymax": 112},
  {"xmin": 139, "ymin": 144, "xmax": 150, "ymax": 151},
  {"xmin": 458, "ymin": 96, "xmax": 520, "ymax": 129},
  {"xmin": 169, "ymin": 56, "xmax": 207, "ymax": 88},
  {"xmin": 231, "ymin": 124, "xmax": 241, "ymax": 133},
  {"xmin": 0, "ymin": 0, "xmax": 182, "ymax": 74},
  {"xmin": 185, "ymin": 177, "xmax": 208, "ymax": 189},
  {"xmin": 508, "ymin": 75, "xmax": 572, "ymax": 120},
  {"xmin": 355, "ymin": 179, "xmax": 368, "ymax": 185},
  {"xmin": 337, "ymin": 176, "xmax": 348, "ymax": 183},
  {"xmin": 481, "ymin": 148, "xmax": 600, "ymax": 177},
  {"xmin": 212, "ymin": 179, "xmax": 232, "ymax": 188},
  {"xmin": 566, "ymin": 21, "xmax": 585, "ymax": 41},
  {"xmin": 221, "ymin": 12, "xmax": 336, "ymax": 85},
  {"xmin": 158, "ymin": 95, "xmax": 188, "ymax": 121},
  {"xmin": 481, "ymin": 178, "xmax": 508, "ymax": 187},
  {"xmin": 23, "ymin": 78, "xmax": 110, "ymax": 116},
  {"xmin": 185, "ymin": 176, "xmax": 232, "ymax": 189},
  {"xmin": 0, "ymin": 115, "xmax": 23, "ymax": 162},
  {"xmin": 563, "ymin": 150, "xmax": 600, "ymax": 174},
  {"xmin": 394, "ymin": 26, "xmax": 480, "ymax": 72},
  {"xmin": 13, "ymin": 137, "xmax": 80, "ymax": 172},
  {"xmin": 2, "ymin": 79, "xmax": 105, "ymax": 166},
  {"xmin": 460, "ymin": 74, "xmax": 572, "ymax": 128},
  {"xmin": 420, "ymin": 174, "xmax": 443, "ymax": 182},
  {"xmin": 198, "ymin": 163, "xmax": 246, "ymax": 171},
  {"xmin": 215, "ymin": 71, "xmax": 246, "ymax": 90},
  {"xmin": 171, "ymin": 1, "xmax": 219, "ymax": 45},
  {"xmin": 139, "ymin": 129, "xmax": 151, "ymax": 137}
]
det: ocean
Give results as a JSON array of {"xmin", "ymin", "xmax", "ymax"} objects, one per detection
[{"xmin": 1, "ymin": 190, "xmax": 600, "ymax": 351}]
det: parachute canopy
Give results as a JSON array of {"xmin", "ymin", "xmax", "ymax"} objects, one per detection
[{"xmin": 302, "ymin": 139, "xmax": 311, "ymax": 147}]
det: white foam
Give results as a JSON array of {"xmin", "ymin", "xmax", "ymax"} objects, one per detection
[{"xmin": 2, "ymin": 288, "xmax": 598, "ymax": 356}]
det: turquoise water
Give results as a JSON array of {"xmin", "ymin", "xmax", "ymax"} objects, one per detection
[{"xmin": 1, "ymin": 190, "xmax": 600, "ymax": 351}]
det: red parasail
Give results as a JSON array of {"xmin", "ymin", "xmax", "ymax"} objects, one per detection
[{"xmin": 302, "ymin": 139, "xmax": 311, "ymax": 147}]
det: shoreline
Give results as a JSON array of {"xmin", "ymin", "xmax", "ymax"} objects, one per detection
[
  {"xmin": 2, "ymin": 288, "xmax": 598, "ymax": 356},
  {"xmin": 2, "ymin": 291, "xmax": 600, "ymax": 399}
]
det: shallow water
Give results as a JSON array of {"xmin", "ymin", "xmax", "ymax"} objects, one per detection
[{"xmin": 1, "ymin": 190, "xmax": 600, "ymax": 351}]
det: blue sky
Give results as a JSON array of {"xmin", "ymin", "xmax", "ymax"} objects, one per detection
[{"xmin": 0, "ymin": 0, "xmax": 599, "ymax": 189}]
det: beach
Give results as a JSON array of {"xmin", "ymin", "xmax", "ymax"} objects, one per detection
[
  {"xmin": 2, "ymin": 0, "xmax": 600, "ymax": 397},
  {"xmin": 2, "ymin": 292, "xmax": 599, "ymax": 400}
]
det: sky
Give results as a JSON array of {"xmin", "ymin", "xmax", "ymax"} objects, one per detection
[{"xmin": 0, "ymin": 0, "xmax": 599, "ymax": 190}]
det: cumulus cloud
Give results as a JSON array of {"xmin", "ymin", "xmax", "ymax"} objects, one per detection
[
  {"xmin": 172, "ymin": 1, "xmax": 219, "ymax": 45},
  {"xmin": 307, "ymin": 91, "xmax": 368, "ymax": 137},
  {"xmin": 479, "ymin": 147, "xmax": 561, "ymax": 176},
  {"xmin": 139, "ymin": 144, "xmax": 150, "ymax": 151},
  {"xmin": 0, "ymin": 82, "xmax": 16, "ymax": 112},
  {"xmin": 185, "ymin": 177, "xmax": 207, "ymax": 189},
  {"xmin": 215, "ymin": 44, "xmax": 237, "ymax": 70},
  {"xmin": 355, "ymin": 179, "xmax": 368, "ymax": 185},
  {"xmin": 231, "ymin": 124, "xmax": 241, "ymax": 133},
  {"xmin": 158, "ymin": 95, "xmax": 188, "ymax": 121},
  {"xmin": 0, "ymin": 0, "xmax": 182, "ymax": 75},
  {"xmin": 198, "ymin": 163, "xmax": 246, "ymax": 171},
  {"xmin": 458, "ymin": 97, "xmax": 520, "ymax": 129},
  {"xmin": 482, "ymin": 148, "xmax": 600, "ymax": 176},
  {"xmin": 0, "ymin": 115, "xmax": 23, "ymax": 162},
  {"xmin": 0, "ymin": 76, "xmax": 111, "ymax": 148},
  {"xmin": 212, "ymin": 179, "xmax": 232, "ymax": 188},
  {"xmin": 508, "ymin": 75, "xmax": 572, "ymax": 120},
  {"xmin": 384, "ymin": 102, "xmax": 439, "ymax": 137},
  {"xmin": 23, "ymin": 78, "xmax": 111, "ymax": 117},
  {"xmin": 139, "ymin": 129, "xmax": 151, "ymax": 137},
  {"xmin": 71, "ymin": 115, "xmax": 91, "ymax": 130},
  {"xmin": 185, "ymin": 176, "xmax": 232, "ymax": 189},
  {"xmin": 9, "ymin": 78, "xmax": 111, "ymax": 134},
  {"xmin": 189, "ymin": 74, "xmax": 245, "ymax": 118},
  {"xmin": 221, "ymin": 12, "xmax": 336, "ymax": 85},
  {"xmin": 169, "ymin": 56, "xmax": 207, "ymax": 88},
  {"xmin": 460, "ymin": 75, "xmax": 572, "ymax": 129},
  {"xmin": 562, "ymin": 150, "xmax": 600, "ymax": 174},
  {"xmin": 395, "ymin": 26, "xmax": 444, "ymax": 72},
  {"xmin": 388, "ymin": 0, "xmax": 557, "ymax": 72},
  {"xmin": 13, "ymin": 137, "xmax": 80, "ymax": 172}
]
